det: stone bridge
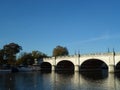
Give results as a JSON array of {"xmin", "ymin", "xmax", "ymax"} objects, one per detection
[{"xmin": 42, "ymin": 52, "xmax": 120, "ymax": 72}]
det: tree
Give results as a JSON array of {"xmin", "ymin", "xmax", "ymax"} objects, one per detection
[
  {"xmin": 16, "ymin": 52, "xmax": 34, "ymax": 66},
  {"xmin": 0, "ymin": 49, "xmax": 4, "ymax": 65},
  {"xmin": 32, "ymin": 50, "xmax": 47, "ymax": 59},
  {"xmin": 53, "ymin": 45, "xmax": 69, "ymax": 57},
  {"xmin": 3, "ymin": 43, "xmax": 22, "ymax": 65},
  {"xmin": 16, "ymin": 51, "xmax": 47, "ymax": 66}
]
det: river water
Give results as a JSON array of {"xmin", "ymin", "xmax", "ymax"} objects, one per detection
[{"xmin": 0, "ymin": 71, "xmax": 120, "ymax": 90}]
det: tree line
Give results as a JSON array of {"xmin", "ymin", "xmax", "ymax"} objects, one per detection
[{"xmin": 0, "ymin": 43, "xmax": 69, "ymax": 67}]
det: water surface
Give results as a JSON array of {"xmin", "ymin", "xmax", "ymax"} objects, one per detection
[{"xmin": 0, "ymin": 71, "xmax": 120, "ymax": 90}]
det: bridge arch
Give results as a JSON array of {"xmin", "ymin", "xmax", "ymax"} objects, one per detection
[
  {"xmin": 40, "ymin": 62, "xmax": 52, "ymax": 70},
  {"xmin": 115, "ymin": 60, "xmax": 120, "ymax": 66},
  {"xmin": 56, "ymin": 60, "xmax": 74, "ymax": 71},
  {"xmin": 80, "ymin": 59, "xmax": 108, "ymax": 71},
  {"xmin": 115, "ymin": 61, "xmax": 120, "ymax": 71}
]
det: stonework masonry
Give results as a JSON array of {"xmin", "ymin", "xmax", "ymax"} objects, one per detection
[{"xmin": 43, "ymin": 52, "xmax": 120, "ymax": 72}]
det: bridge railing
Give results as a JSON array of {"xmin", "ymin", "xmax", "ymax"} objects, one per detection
[
  {"xmin": 43, "ymin": 52, "xmax": 120, "ymax": 60},
  {"xmin": 115, "ymin": 52, "xmax": 120, "ymax": 55},
  {"xmin": 55, "ymin": 55, "xmax": 77, "ymax": 58},
  {"xmin": 43, "ymin": 57, "xmax": 55, "ymax": 60},
  {"xmin": 43, "ymin": 55, "xmax": 78, "ymax": 60},
  {"xmin": 81, "ymin": 52, "xmax": 114, "ymax": 56}
]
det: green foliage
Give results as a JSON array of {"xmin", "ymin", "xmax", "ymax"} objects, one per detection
[
  {"xmin": 0, "ymin": 42, "xmax": 48, "ymax": 66},
  {"xmin": 53, "ymin": 45, "xmax": 69, "ymax": 57},
  {"xmin": 3, "ymin": 42, "xmax": 22, "ymax": 65},
  {"xmin": 4, "ymin": 43, "xmax": 22, "ymax": 55},
  {"xmin": 16, "ymin": 51, "xmax": 48, "ymax": 66},
  {"xmin": 0, "ymin": 49, "xmax": 4, "ymax": 65},
  {"xmin": 16, "ymin": 52, "xmax": 34, "ymax": 66},
  {"xmin": 32, "ymin": 50, "xmax": 47, "ymax": 59}
]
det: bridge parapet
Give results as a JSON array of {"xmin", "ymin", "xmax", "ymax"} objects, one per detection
[
  {"xmin": 55, "ymin": 55, "xmax": 77, "ymax": 59},
  {"xmin": 43, "ymin": 55, "xmax": 78, "ymax": 60},
  {"xmin": 43, "ymin": 52, "xmax": 115, "ymax": 60},
  {"xmin": 115, "ymin": 52, "xmax": 120, "ymax": 55},
  {"xmin": 80, "ymin": 52, "xmax": 114, "ymax": 57},
  {"xmin": 43, "ymin": 57, "xmax": 55, "ymax": 61}
]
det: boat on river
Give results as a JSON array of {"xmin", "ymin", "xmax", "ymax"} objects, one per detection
[
  {"xmin": 17, "ymin": 66, "xmax": 33, "ymax": 72},
  {"xmin": 0, "ymin": 69, "xmax": 11, "ymax": 72}
]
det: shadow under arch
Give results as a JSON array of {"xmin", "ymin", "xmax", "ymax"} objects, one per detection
[
  {"xmin": 80, "ymin": 59, "xmax": 108, "ymax": 80},
  {"xmin": 56, "ymin": 60, "xmax": 74, "ymax": 72},
  {"xmin": 80, "ymin": 59, "xmax": 108, "ymax": 72},
  {"xmin": 40, "ymin": 62, "xmax": 52, "ymax": 71},
  {"xmin": 115, "ymin": 61, "xmax": 120, "ymax": 72},
  {"xmin": 80, "ymin": 71, "xmax": 108, "ymax": 80}
]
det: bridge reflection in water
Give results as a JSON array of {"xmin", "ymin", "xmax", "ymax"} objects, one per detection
[
  {"xmin": 1, "ymin": 71, "xmax": 120, "ymax": 90},
  {"xmin": 51, "ymin": 71, "xmax": 120, "ymax": 90}
]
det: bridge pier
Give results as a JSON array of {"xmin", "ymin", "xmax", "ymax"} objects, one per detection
[
  {"xmin": 109, "ymin": 65, "xmax": 115, "ymax": 73},
  {"xmin": 75, "ymin": 65, "xmax": 79, "ymax": 72},
  {"xmin": 52, "ymin": 65, "xmax": 56, "ymax": 71}
]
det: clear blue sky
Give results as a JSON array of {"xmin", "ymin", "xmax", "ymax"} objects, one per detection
[{"xmin": 0, "ymin": 0, "xmax": 120, "ymax": 56}]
